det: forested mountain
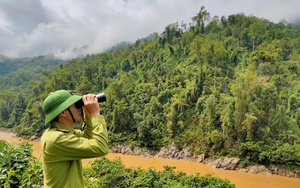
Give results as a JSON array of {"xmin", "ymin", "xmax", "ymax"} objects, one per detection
[
  {"xmin": 0, "ymin": 55, "xmax": 67, "ymax": 89},
  {"xmin": 1, "ymin": 7, "xmax": 300, "ymax": 167}
]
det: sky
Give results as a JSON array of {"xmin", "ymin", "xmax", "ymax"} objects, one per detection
[{"xmin": 0, "ymin": 0, "xmax": 299, "ymax": 59}]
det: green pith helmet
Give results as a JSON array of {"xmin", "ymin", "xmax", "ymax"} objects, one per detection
[{"xmin": 43, "ymin": 90, "xmax": 82, "ymax": 125}]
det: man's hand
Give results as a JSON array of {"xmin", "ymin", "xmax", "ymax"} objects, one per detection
[{"xmin": 82, "ymin": 94, "xmax": 100, "ymax": 117}]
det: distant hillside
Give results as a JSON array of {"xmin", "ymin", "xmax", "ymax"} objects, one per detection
[
  {"xmin": 106, "ymin": 41, "xmax": 132, "ymax": 52},
  {"xmin": 0, "ymin": 55, "xmax": 67, "ymax": 89},
  {"xmin": 0, "ymin": 55, "xmax": 66, "ymax": 76}
]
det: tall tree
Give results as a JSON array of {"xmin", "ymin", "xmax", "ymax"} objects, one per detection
[{"xmin": 191, "ymin": 6, "xmax": 210, "ymax": 34}]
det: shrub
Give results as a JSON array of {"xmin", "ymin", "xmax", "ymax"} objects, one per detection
[
  {"xmin": 0, "ymin": 140, "xmax": 42, "ymax": 188},
  {"xmin": 84, "ymin": 157, "xmax": 236, "ymax": 188}
]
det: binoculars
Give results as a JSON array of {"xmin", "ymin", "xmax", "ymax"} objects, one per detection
[{"xmin": 75, "ymin": 93, "xmax": 106, "ymax": 108}]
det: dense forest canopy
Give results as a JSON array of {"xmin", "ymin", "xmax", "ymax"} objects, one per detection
[{"xmin": 1, "ymin": 7, "xmax": 300, "ymax": 167}]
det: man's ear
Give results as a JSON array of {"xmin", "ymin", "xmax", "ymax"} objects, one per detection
[{"xmin": 59, "ymin": 110, "xmax": 67, "ymax": 117}]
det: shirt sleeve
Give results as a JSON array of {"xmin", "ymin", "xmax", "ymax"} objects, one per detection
[
  {"xmin": 47, "ymin": 115, "xmax": 109, "ymax": 161},
  {"xmin": 74, "ymin": 115, "xmax": 99, "ymax": 138}
]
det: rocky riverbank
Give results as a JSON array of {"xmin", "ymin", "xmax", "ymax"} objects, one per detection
[
  {"xmin": 0, "ymin": 129, "xmax": 18, "ymax": 138},
  {"xmin": 110, "ymin": 142, "xmax": 300, "ymax": 179}
]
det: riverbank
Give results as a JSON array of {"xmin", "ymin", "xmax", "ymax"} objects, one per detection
[
  {"xmin": 0, "ymin": 129, "xmax": 18, "ymax": 138},
  {"xmin": 110, "ymin": 143, "xmax": 300, "ymax": 179},
  {"xmin": 1, "ymin": 130, "xmax": 300, "ymax": 188}
]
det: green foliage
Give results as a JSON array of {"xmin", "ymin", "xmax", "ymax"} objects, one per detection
[
  {"xmin": 0, "ymin": 141, "xmax": 235, "ymax": 187},
  {"xmin": 84, "ymin": 157, "xmax": 235, "ymax": 188},
  {"xmin": 269, "ymin": 142, "xmax": 300, "ymax": 166},
  {"xmin": 0, "ymin": 140, "xmax": 42, "ymax": 188},
  {"xmin": 0, "ymin": 55, "xmax": 67, "ymax": 89},
  {"xmin": 19, "ymin": 158, "xmax": 43, "ymax": 188},
  {"xmin": 1, "ymin": 7, "xmax": 300, "ymax": 167}
]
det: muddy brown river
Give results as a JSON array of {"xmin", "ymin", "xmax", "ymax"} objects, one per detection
[{"xmin": 1, "ymin": 131, "xmax": 299, "ymax": 188}]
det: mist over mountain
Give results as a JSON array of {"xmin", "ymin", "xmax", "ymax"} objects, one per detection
[{"xmin": 1, "ymin": 0, "xmax": 299, "ymax": 59}]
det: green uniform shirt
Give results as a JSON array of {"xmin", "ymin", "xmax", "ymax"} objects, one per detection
[{"xmin": 41, "ymin": 115, "xmax": 109, "ymax": 188}]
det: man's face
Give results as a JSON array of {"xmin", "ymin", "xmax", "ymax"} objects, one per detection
[{"xmin": 68, "ymin": 104, "xmax": 82, "ymax": 122}]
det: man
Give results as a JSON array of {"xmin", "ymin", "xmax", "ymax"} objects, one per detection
[{"xmin": 41, "ymin": 90, "xmax": 109, "ymax": 188}]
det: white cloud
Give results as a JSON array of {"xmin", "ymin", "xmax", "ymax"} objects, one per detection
[
  {"xmin": 0, "ymin": 0, "xmax": 299, "ymax": 59},
  {"xmin": 0, "ymin": 9, "xmax": 12, "ymax": 34}
]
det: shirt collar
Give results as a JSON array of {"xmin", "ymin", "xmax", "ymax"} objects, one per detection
[{"xmin": 50, "ymin": 121, "xmax": 75, "ymax": 134}]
